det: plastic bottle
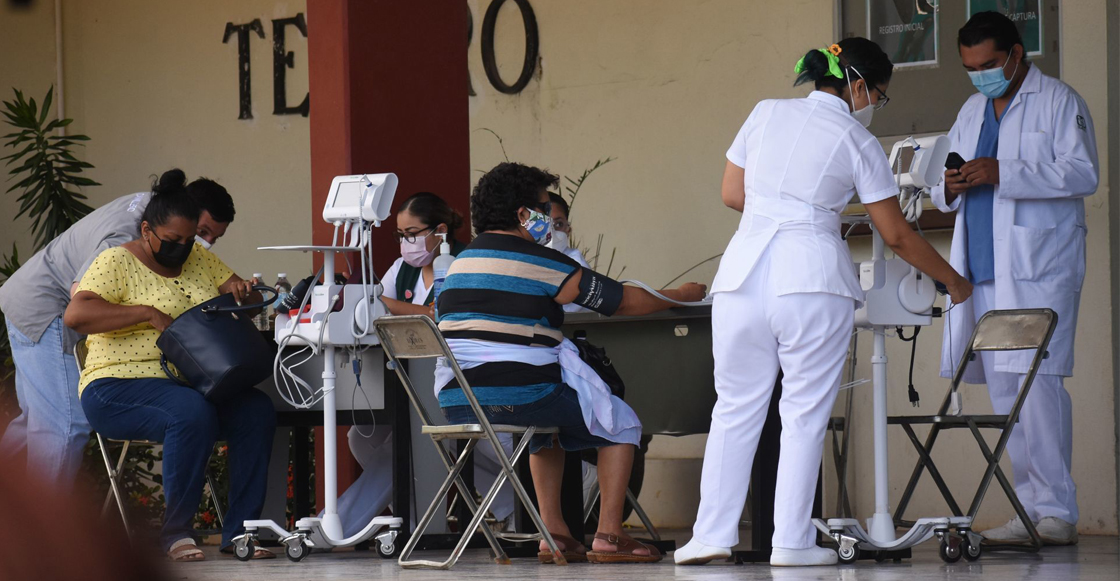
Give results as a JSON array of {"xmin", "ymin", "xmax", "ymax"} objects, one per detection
[
  {"xmin": 251, "ymin": 273, "xmax": 271, "ymax": 331},
  {"xmin": 431, "ymin": 234, "xmax": 454, "ymax": 306},
  {"xmin": 270, "ymin": 273, "xmax": 292, "ymax": 330}
]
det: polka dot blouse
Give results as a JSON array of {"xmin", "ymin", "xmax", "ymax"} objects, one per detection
[{"xmin": 75, "ymin": 244, "xmax": 234, "ymax": 395}]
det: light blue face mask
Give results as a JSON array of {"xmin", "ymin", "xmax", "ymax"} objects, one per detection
[
  {"xmin": 968, "ymin": 52, "xmax": 1019, "ymax": 99},
  {"xmin": 521, "ymin": 209, "xmax": 553, "ymax": 246}
]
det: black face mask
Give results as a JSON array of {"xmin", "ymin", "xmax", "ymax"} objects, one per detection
[{"xmin": 147, "ymin": 233, "xmax": 193, "ymax": 268}]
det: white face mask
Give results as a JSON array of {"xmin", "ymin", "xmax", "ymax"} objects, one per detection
[
  {"xmin": 548, "ymin": 230, "xmax": 570, "ymax": 252},
  {"xmin": 195, "ymin": 236, "xmax": 213, "ymax": 250},
  {"xmin": 846, "ymin": 68, "xmax": 874, "ymax": 128}
]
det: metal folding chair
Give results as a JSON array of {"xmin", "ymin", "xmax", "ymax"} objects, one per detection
[
  {"xmin": 374, "ymin": 315, "xmax": 567, "ymax": 569},
  {"xmin": 889, "ymin": 308, "xmax": 1058, "ymax": 556},
  {"xmin": 75, "ymin": 340, "xmax": 224, "ymax": 542}
]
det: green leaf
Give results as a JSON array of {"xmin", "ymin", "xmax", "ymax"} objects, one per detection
[
  {"xmin": 38, "ymin": 87, "xmax": 53, "ymax": 126},
  {"xmin": 2, "ymin": 86, "xmax": 97, "ymax": 248}
]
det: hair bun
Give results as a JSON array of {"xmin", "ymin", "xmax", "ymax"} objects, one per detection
[
  {"xmin": 796, "ymin": 49, "xmax": 830, "ymax": 83},
  {"xmin": 152, "ymin": 168, "xmax": 187, "ymax": 196}
]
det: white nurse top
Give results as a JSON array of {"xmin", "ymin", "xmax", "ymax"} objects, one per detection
[
  {"xmin": 560, "ymin": 246, "xmax": 590, "ymax": 314},
  {"xmin": 380, "ymin": 257, "xmax": 430, "ymax": 304},
  {"xmin": 710, "ymin": 91, "xmax": 899, "ymax": 306}
]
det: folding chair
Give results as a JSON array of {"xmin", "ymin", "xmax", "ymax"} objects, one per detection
[
  {"xmin": 75, "ymin": 340, "xmax": 225, "ymax": 542},
  {"xmin": 889, "ymin": 308, "xmax": 1058, "ymax": 556},
  {"xmin": 374, "ymin": 315, "xmax": 568, "ymax": 569}
]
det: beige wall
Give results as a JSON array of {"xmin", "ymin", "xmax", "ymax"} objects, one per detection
[
  {"xmin": 1, "ymin": 0, "xmax": 1115, "ymax": 535},
  {"xmin": 0, "ymin": 0, "xmax": 312, "ymax": 280},
  {"xmin": 0, "ymin": 2, "xmax": 57, "ymax": 257}
]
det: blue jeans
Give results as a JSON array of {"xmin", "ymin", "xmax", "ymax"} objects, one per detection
[
  {"xmin": 442, "ymin": 384, "xmax": 613, "ymax": 454},
  {"xmin": 0, "ymin": 318, "xmax": 89, "ymax": 490},
  {"xmin": 81, "ymin": 377, "xmax": 275, "ymax": 551}
]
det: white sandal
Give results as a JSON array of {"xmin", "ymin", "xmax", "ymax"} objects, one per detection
[{"xmin": 168, "ymin": 538, "xmax": 205, "ymax": 562}]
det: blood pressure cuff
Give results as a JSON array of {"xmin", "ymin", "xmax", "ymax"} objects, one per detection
[{"xmin": 573, "ymin": 268, "xmax": 624, "ymax": 316}]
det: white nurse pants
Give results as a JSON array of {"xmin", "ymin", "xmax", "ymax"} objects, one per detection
[
  {"xmin": 693, "ymin": 254, "xmax": 854, "ymax": 550},
  {"xmin": 972, "ymin": 282, "xmax": 1078, "ymax": 524}
]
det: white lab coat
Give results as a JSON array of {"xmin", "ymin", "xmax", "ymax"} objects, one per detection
[{"xmin": 931, "ymin": 65, "xmax": 1099, "ymax": 382}]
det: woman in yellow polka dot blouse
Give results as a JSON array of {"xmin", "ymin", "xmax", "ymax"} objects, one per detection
[{"xmin": 64, "ymin": 170, "xmax": 276, "ymax": 562}]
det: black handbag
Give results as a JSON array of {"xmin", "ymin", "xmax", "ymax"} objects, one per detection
[
  {"xmin": 572, "ymin": 331, "xmax": 626, "ymax": 400},
  {"xmin": 156, "ymin": 285, "xmax": 276, "ymax": 403}
]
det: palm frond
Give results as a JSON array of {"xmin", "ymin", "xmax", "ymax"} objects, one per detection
[{"xmin": 2, "ymin": 86, "xmax": 97, "ymax": 249}]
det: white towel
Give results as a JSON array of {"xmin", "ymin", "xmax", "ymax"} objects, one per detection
[{"xmin": 434, "ymin": 338, "xmax": 641, "ymax": 446}]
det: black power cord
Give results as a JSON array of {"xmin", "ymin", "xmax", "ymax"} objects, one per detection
[{"xmin": 896, "ymin": 325, "xmax": 922, "ymax": 406}]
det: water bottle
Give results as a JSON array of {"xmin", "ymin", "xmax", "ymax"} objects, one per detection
[
  {"xmin": 431, "ymin": 234, "xmax": 455, "ymax": 307},
  {"xmin": 251, "ymin": 273, "xmax": 271, "ymax": 331},
  {"xmin": 270, "ymin": 273, "xmax": 292, "ymax": 329}
]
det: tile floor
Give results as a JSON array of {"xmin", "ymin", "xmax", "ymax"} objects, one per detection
[{"xmin": 168, "ymin": 531, "xmax": 1119, "ymax": 581}]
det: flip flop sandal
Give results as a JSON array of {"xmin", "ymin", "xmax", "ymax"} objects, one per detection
[
  {"xmin": 586, "ymin": 532, "xmax": 662, "ymax": 564},
  {"xmin": 538, "ymin": 533, "xmax": 589, "ymax": 564},
  {"xmin": 168, "ymin": 540, "xmax": 206, "ymax": 562}
]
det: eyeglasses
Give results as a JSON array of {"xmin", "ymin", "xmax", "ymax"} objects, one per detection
[
  {"xmin": 529, "ymin": 201, "xmax": 552, "ymax": 216},
  {"xmin": 395, "ymin": 226, "xmax": 434, "ymax": 243},
  {"xmin": 873, "ymin": 86, "xmax": 890, "ymax": 110}
]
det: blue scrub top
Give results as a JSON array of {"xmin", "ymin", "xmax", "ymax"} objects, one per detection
[{"xmin": 964, "ymin": 99, "xmax": 1001, "ymax": 284}]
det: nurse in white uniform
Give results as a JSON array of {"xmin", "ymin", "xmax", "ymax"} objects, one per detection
[
  {"xmin": 546, "ymin": 193, "xmax": 591, "ymax": 313},
  {"xmin": 675, "ymin": 38, "xmax": 972, "ymax": 567},
  {"xmin": 334, "ymin": 192, "xmax": 515, "ymax": 537}
]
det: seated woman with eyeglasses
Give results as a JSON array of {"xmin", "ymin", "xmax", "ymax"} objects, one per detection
[
  {"xmin": 63, "ymin": 170, "xmax": 276, "ymax": 562},
  {"xmin": 378, "ymin": 192, "xmax": 467, "ymax": 318},
  {"xmin": 436, "ymin": 162, "xmax": 706, "ymax": 564}
]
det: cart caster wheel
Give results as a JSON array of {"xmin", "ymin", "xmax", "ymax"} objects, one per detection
[
  {"xmin": 286, "ymin": 539, "xmax": 309, "ymax": 562},
  {"xmin": 377, "ymin": 540, "xmax": 399, "ymax": 559},
  {"xmin": 962, "ymin": 537, "xmax": 982, "ymax": 562},
  {"xmin": 939, "ymin": 538, "xmax": 963, "ymax": 564},
  {"xmin": 837, "ymin": 544, "xmax": 860, "ymax": 565},
  {"xmin": 874, "ymin": 551, "xmax": 888, "ymax": 563},
  {"xmin": 235, "ymin": 537, "xmax": 256, "ymax": 562}
]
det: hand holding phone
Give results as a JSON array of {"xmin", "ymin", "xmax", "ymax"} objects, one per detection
[
  {"xmin": 944, "ymin": 152, "xmax": 969, "ymax": 198},
  {"xmin": 945, "ymin": 152, "xmax": 966, "ymax": 171}
]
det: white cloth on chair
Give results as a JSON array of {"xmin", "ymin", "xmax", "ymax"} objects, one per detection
[{"xmin": 435, "ymin": 338, "xmax": 641, "ymax": 446}]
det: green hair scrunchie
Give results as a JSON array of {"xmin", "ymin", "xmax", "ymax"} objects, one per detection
[{"xmin": 795, "ymin": 45, "xmax": 844, "ymax": 80}]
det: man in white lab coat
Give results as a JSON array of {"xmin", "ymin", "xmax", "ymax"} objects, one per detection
[{"xmin": 931, "ymin": 12, "xmax": 1098, "ymax": 546}]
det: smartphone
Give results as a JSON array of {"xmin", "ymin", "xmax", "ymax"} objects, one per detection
[{"xmin": 945, "ymin": 152, "xmax": 966, "ymax": 171}]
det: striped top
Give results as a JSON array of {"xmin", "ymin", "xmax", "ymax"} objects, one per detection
[{"xmin": 435, "ymin": 233, "xmax": 581, "ymax": 407}]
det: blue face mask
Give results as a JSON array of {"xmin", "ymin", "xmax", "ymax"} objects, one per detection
[
  {"xmin": 521, "ymin": 209, "xmax": 553, "ymax": 246},
  {"xmin": 968, "ymin": 52, "xmax": 1019, "ymax": 99}
]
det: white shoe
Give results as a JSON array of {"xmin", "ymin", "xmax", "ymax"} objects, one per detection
[
  {"xmin": 1036, "ymin": 517, "xmax": 1078, "ymax": 546},
  {"xmin": 981, "ymin": 516, "xmax": 1031, "ymax": 544},
  {"xmin": 770, "ymin": 546, "xmax": 838, "ymax": 566},
  {"xmin": 673, "ymin": 539, "xmax": 732, "ymax": 565}
]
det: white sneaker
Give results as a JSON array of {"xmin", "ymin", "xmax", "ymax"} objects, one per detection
[
  {"xmin": 770, "ymin": 546, "xmax": 838, "ymax": 566},
  {"xmin": 981, "ymin": 516, "xmax": 1031, "ymax": 544},
  {"xmin": 674, "ymin": 539, "xmax": 732, "ymax": 565},
  {"xmin": 1036, "ymin": 517, "xmax": 1078, "ymax": 546}
]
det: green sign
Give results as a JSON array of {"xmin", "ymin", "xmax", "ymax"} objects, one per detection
[
  {"xmin": 868, "ymin": 0, "xmax": 940, "ymax": 68},
  {"xmin": 968, "ymin": 0, "xmax": 1043, "ymax": 56}
]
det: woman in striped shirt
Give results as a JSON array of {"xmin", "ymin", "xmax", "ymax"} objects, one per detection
[{"xmin": 436, "ymin": 162, "xmax": 706, "ymax": 563}]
